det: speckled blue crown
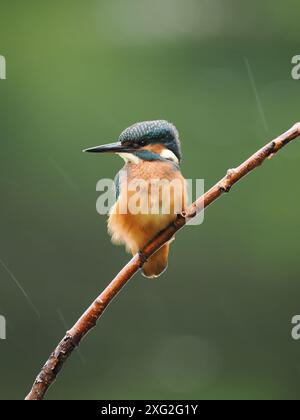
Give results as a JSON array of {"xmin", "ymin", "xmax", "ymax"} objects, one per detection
[{"xmin": 118, "ymin": 120, "xmax": 182, "ymax": 161}]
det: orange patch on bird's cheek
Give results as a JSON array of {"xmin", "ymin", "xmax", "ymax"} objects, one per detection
[{"xmin": 142, "ymin": 144, "xmax": 165, "ymax": 154}]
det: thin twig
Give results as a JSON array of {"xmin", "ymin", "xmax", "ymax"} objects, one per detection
[{"xmin": 25, "ymin": 123, "xmax": 300, "ymax": 400}]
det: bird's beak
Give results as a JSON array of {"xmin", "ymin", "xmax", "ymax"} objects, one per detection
[{"xmin": 83, "ymin": 141, "xmax": 136, "ymax": 154}]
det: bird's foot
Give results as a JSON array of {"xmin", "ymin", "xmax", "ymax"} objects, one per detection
[{"xmin": 138, "ymin": 251, "xmax": 148, "ymax": 267}]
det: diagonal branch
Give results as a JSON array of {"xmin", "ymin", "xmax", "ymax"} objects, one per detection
[{"xmin": 25, "ymin": 123, "xmax": 300, "ymax": 400}]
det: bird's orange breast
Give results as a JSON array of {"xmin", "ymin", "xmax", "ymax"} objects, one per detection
[{"xmin": 108, "ymin": 159, "xmax": 186, "ymax": 256}]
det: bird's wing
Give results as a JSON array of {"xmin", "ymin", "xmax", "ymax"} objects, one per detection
[{"xmin": 114, "ymin": 171, "xmax": 121, "ymax": 200}]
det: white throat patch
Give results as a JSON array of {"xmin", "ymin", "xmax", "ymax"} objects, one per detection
[{"xmin": 118, "ymin": 153, "xmax": 140, "ymax": 165}]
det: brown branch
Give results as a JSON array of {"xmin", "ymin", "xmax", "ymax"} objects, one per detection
[{"xmin": 25, "ymin": 123, "xmax": 300, "ymax": 400}]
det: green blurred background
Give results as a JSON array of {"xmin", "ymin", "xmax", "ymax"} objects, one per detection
[{"xmin": 0, "ymin": 0, "xmax": 300, "ymax": 400}]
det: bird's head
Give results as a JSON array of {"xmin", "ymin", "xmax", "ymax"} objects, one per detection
[{"xmin": 83, "ymin": 120, "xmax": 182, "ymax": 164}]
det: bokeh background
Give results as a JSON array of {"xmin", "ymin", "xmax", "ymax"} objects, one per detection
[{"xmin": 0, "ymin": 0, "xmax": 300, "ymax": 400}]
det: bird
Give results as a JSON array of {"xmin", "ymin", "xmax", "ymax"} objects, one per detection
[{"xmin": 84, "ymin": 120, "xmax": 187, "ymax": 278}]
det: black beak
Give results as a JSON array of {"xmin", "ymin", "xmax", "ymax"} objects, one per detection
[{"xmin": 83, "ymin": 141, "xmax": 136, "ymax": 154}]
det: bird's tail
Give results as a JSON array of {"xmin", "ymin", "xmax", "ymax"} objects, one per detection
[{"xmin": 142, "ymin": 243, "xmax": 170, "ymax": 278}]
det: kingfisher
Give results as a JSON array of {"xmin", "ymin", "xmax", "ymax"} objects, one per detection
[{"xmin": 84, "ymin": 120, "xmax": 187, "ymax": 278}]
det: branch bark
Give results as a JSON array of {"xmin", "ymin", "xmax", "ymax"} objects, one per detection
[{"xmin": 25, "ymin": 123, "xmax": 300, "ymax": 400}]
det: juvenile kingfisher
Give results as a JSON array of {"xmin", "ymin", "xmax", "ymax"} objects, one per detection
[{"xmin": 84, "ymin": 120, "xmax": 187, "ymax": 278}]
